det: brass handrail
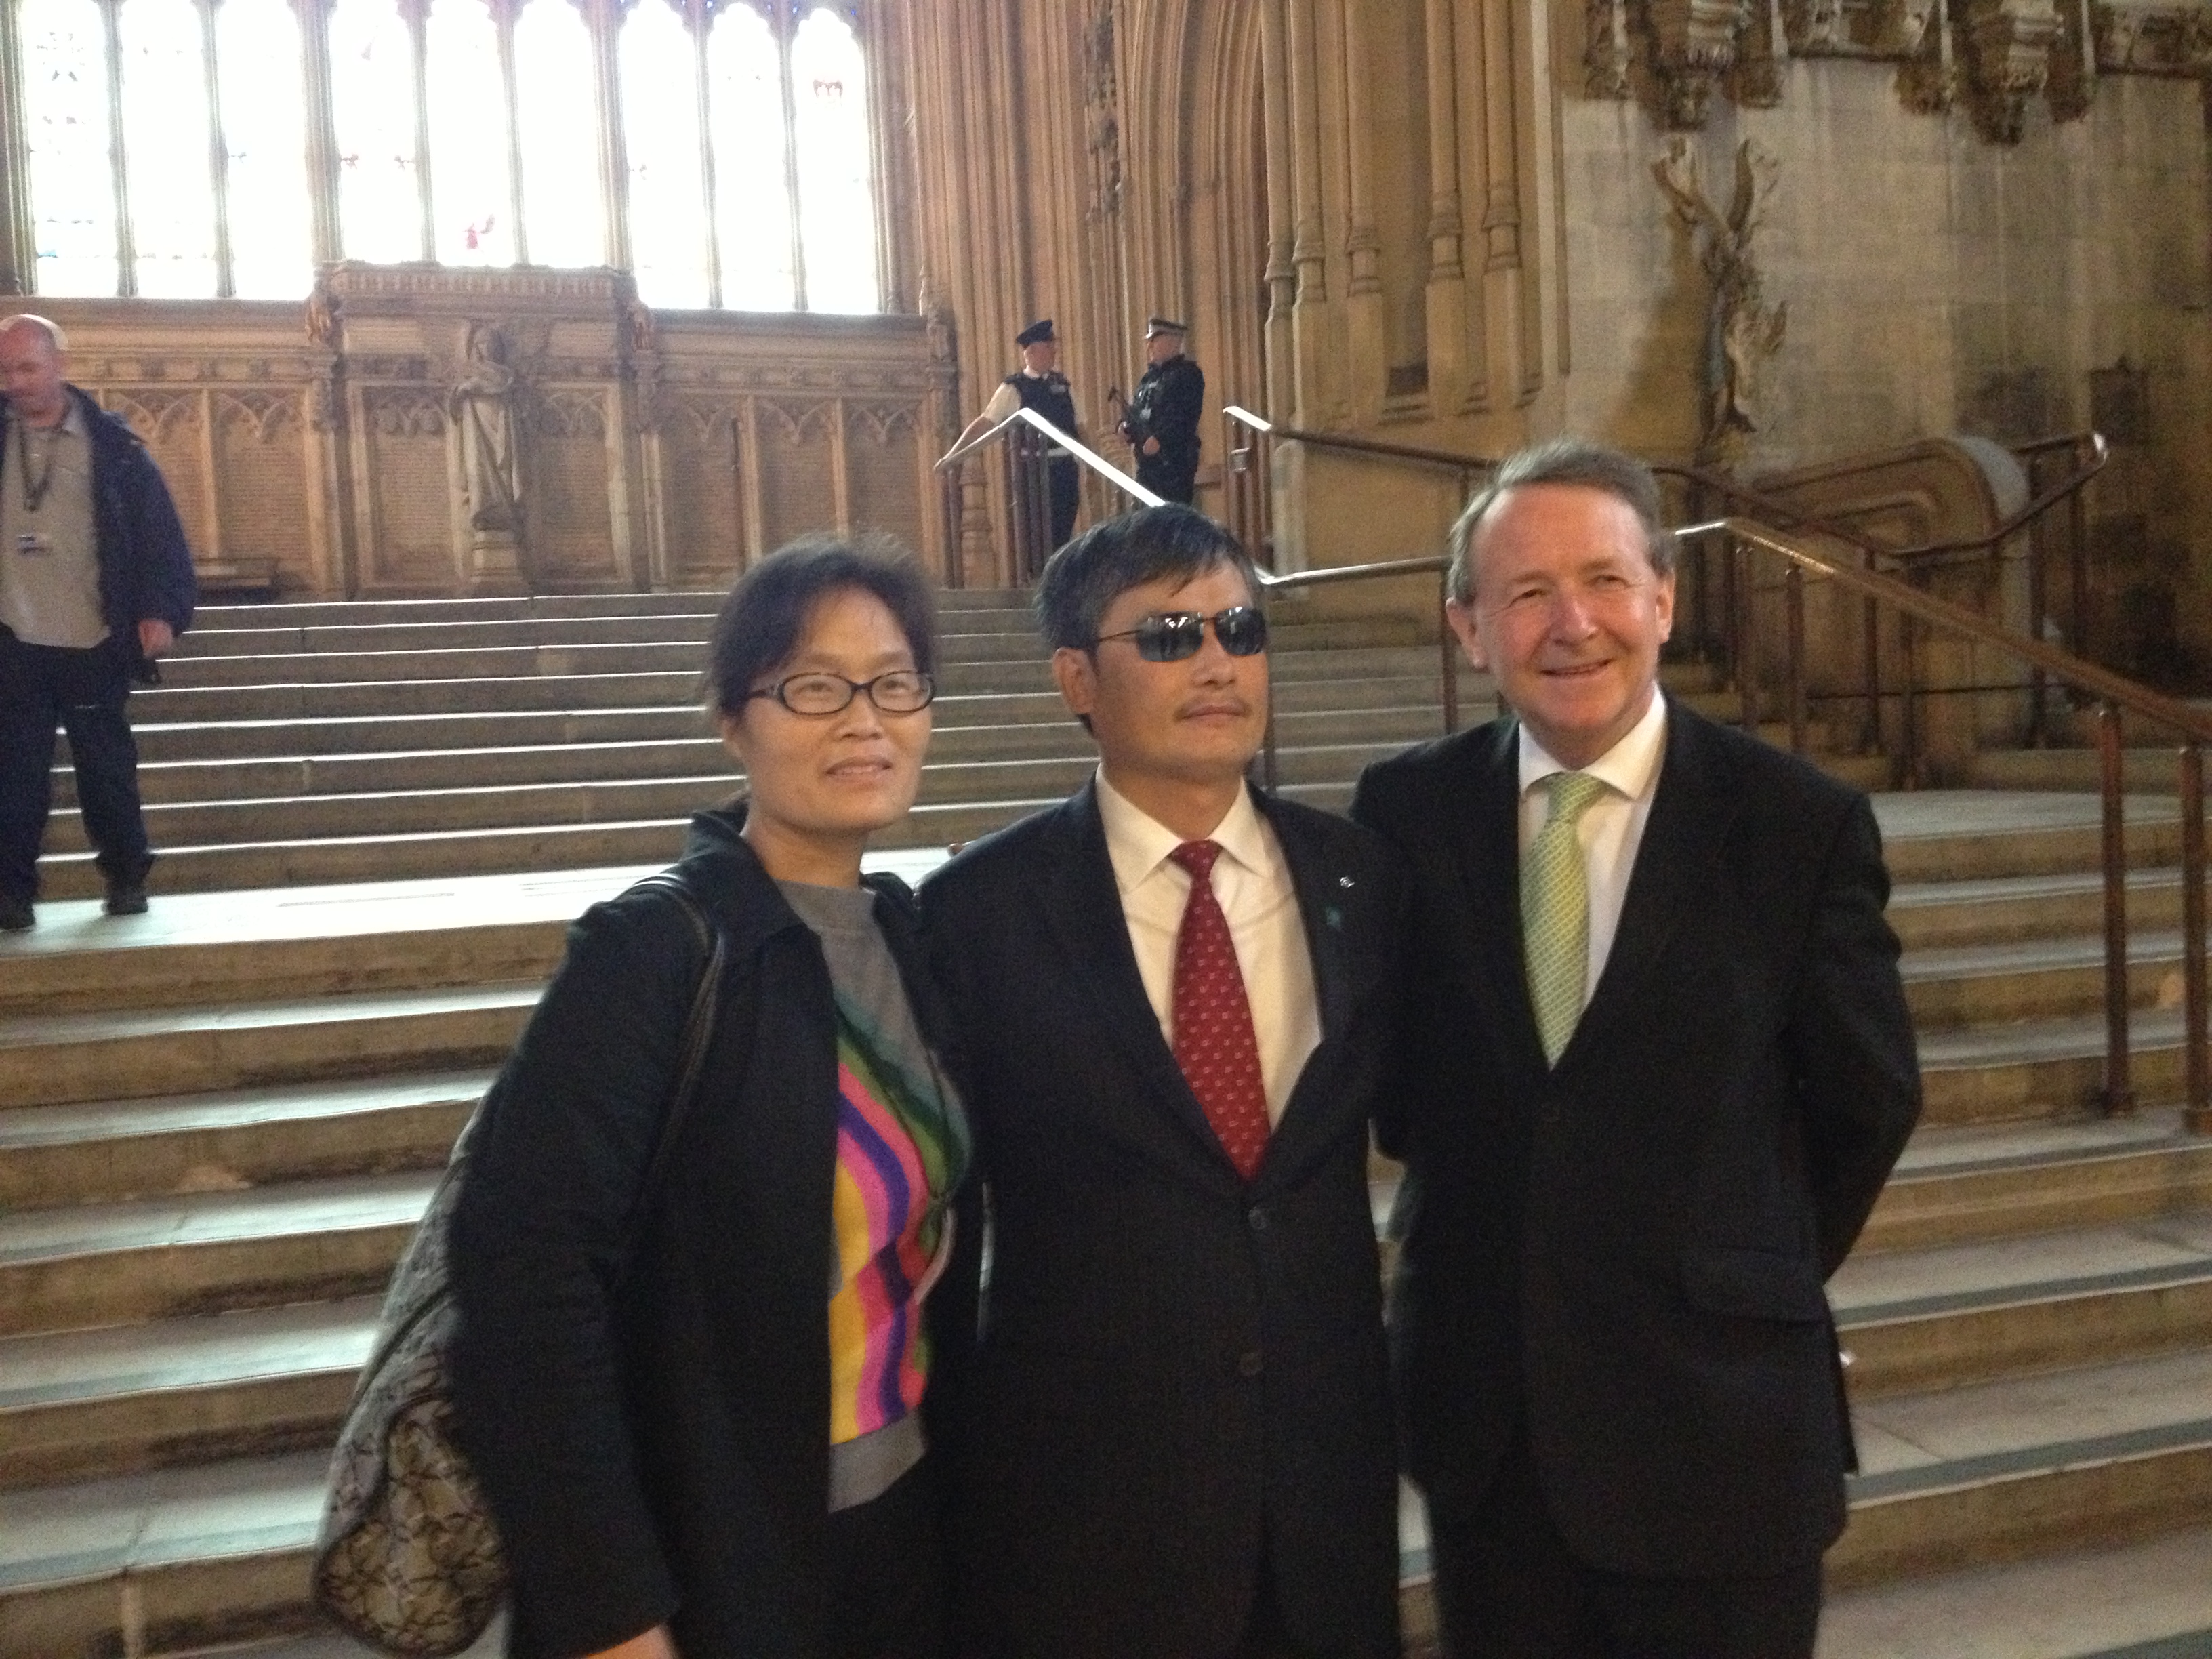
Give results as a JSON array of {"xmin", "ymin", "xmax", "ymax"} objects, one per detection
[
  {"xmin": 1251, "ymin": 554, "xmax": 1458, "ymax": 796},
  {"xmin": 1684, "ymin": 515, "xmax": 2210, "ymax": 1130}
]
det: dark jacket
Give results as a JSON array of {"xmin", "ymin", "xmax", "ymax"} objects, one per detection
[
  {"xmin": 450, "ymin": 809, "xmax": 981, "ymax": 1659},
  {"xmin": 1350, "ymin": 700, "xmax": 1921, "ymax": 1578},
  {"xmin": 1122, "ymin": 354, "xmax": 1204, "ymax": 503},
  {"xmin": 0, "ymin": 386, "xmax": 195, "ymax": 676},
  {"xmin": 920, "ymin": 782, "xmax": 1405, "ymax": 1659}
]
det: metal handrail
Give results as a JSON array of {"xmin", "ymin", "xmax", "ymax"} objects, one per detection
[
  {"xmin": 935, "ymin": 406, "xmax": 1160, "ymax": 584},
  {"xmin": 936, "ymin": 405, "xmax": 1162, "ymax": 503},
  {"xmin": 1683, "ymin": 515, "xmax": 2211, "ymax": 1131}
]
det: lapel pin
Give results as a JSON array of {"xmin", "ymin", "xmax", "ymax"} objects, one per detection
[{"xmin": 1338, "ymin": 875, "xmax": 1355, "ymax": 888}]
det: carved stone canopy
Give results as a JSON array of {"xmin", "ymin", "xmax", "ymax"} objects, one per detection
[{"xmin": 1587, "ymin": 0, "xmax": 2211, "ymax": 139}]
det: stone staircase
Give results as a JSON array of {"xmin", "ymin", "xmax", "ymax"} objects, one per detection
[{"xmin": 1, "ymin": 596, "xmax": 2209, "ymax": 1658}]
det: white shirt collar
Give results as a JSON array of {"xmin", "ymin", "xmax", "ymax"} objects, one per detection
[
  {"xmin": 1517, "ymin": 690, "xmax": 1668, "ymax": 806},
  {"xmin": 1094, "ymin": 766, "xmax": 1269, "ymax": 896}
]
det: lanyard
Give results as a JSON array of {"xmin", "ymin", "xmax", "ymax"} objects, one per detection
[{"xmin": 15, "ymin": 418, "xmax": 59, "ymax": 514}]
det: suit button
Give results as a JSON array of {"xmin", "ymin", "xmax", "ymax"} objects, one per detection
[
  {"xmin": 1238, "ymin": 1350, "xmax": 1263, "ymax": 1378},
  {"xmin": 1248, "ymin": 1207, "xmax": 1269, "ymax": 1233}
]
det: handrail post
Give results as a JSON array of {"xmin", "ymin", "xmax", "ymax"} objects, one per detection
[
  {"xmin": 2184, "ymin": 743, "xmax": 2209, "ymax": 1133},
  {"xmin": 1734, "ymin": 537, "xmax": 1760, "ymax": 737},
  {"xmin": 1861, "ymin": 592, "xmax": 1882, "ymax": 756},
  {"xmin": 2026, "ymin": 495, "xmax": 2049, "ymax": 748},
  {"xmin": 1900, "ymin": 613, "xmax": 1921, "ymax": 788},
  {"xmin": 1786, "ymin": 562, "xmax": 1807, "ymax": 754},
  {"xmin": 2098, "ymin": 702, "xmax": 2135, "ymax": 1115},
  {"xmin": 1439, "ymin": 569, "xmax": 1460, "ymax": 735}
]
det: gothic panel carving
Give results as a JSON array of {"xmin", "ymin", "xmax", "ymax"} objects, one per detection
[
  {"xmin": 758, "ymin": 402, "xmax": 840, "ymax": 552},
  {"xmin": 845, "ymin": 404, "xmax": 926, "ymax": 552},
  {"xmin": 213, "ymin": 392, "xmax": 312, "ymax": 592},
  {"xmin": 359, "ymin": 389, "xmax": 455, "ymax": 592},
  {"xmin": 661, "ymin": 405, "xmax": 746, "ymax": 584}
]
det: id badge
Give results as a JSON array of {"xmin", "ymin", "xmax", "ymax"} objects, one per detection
[{"xmin": 13, "ymin": 531, "xmax": 52, "ymax": 558}]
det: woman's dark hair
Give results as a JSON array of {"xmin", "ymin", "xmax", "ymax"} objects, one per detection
[{"xmin": 703, "ymin": 533, "xmax": 938, "ymax": 719}]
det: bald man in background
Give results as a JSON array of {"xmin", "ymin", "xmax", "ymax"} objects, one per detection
[{"xmin": 0, "ymin": 314, "xmax": 196, "ymax": 931}]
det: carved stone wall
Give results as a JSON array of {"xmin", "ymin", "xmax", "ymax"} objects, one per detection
[
  {"xmin": 32, "ymin": 266, "xmax": 957, "ymax": 599},
  {"xmin": 1557, "ymin": 62, "xmax": 2211, "ymax": 655}
]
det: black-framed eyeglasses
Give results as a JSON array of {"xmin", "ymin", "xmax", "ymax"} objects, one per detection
[
  {"xmin": 1093, "ymin": 606, "xmax": 1269, "ymax": 663},
  {"xmin": 747, "ymin": 670, "xmax": 936, "ymax": 716}
]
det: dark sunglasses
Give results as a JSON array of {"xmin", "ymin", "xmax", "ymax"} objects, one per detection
[{"xmin": 1094, "ymin": 606, "xmax": 1269, "ymax": 663}]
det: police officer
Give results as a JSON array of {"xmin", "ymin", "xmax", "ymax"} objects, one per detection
[
  {"xmin": 948, "ymin": 319, "xmax": 1082, "ymax": 563},
  {"xmin": 1120, "ymin": 317, "xmax": 1204, "ymax": 506}
]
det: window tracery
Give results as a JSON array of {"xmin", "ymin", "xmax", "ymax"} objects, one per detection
[{"xmin": 7, "ymin": 0, "xmax": 884, "ymax": 309}]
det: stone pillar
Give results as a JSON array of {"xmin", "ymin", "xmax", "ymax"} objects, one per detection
[{"xmin": 1422, "ymin": 0, "xmax": 1471, "ymax": 413}]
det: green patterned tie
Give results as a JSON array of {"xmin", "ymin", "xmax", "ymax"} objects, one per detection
[{"xmin": 1522, "ymin": 771, "xmax": 1609, "ymax": 1066}]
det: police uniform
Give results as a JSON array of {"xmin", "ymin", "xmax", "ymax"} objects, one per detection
[
  {"xmin": 978, "ymin": 319, "xmax": 1082, "ymax": 560},
  {"xmin": 1122, "ymin": 318, "xmax": 1205, "ymax": 506}
]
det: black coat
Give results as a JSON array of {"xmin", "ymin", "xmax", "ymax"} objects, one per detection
[
  {"xmin": 920, "ymin": 782, "xmax": 1405, "ymax": 1659},
  {"xmin": 450, "ymin": 810, "xmax": 981, "ymax": 1659},
  {"xmin": 1124, "ymin": 354, "xmax": 1204, "ymax": 504},
  {"xmin": 0, "ymin": 386, "xmax": 196, "ymax": 678},
  {"xmin": 1350, "ymin": 700, "xmax": 1921, "ymax": 1578}
]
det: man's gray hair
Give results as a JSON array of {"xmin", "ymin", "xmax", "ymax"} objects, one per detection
[
  {"xmin": 0, "ymin": 314, "xmax": 69, "ymax": 354},
  {"xmin": 1445, "ymin": 436, "xmax": 1672, "ymax": 604}
]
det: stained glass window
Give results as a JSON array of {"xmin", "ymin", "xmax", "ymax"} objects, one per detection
[
  {"xmin": 118, "ymin": 0, "xmax": 221, "ymax": 297},
  {"xmin": 620, "ymin": 0, "xmax": 709, "ymax": 308},
  {"xmin": 513, "ymin": 0, "xmax": 602, "ymax": 266},
  {"xmin": 329, "ymin": 0, "xmax": 424, "ymax": 262},
  {"xmin": 218, "ymin": 0, "xmax": 313, "ymax": 298},
  {"xmin": 18, "ymin": 0, "xmax": 119, "ymax": 297},
  {"xmin": 426, "ymin": 0, "xmax": 513, "ymax": 264},
  {"xmin": 790, "ymin": 6, "xmax": 875, "ymax": 313},
  {"xmin": 707, "ymin": 3, "xmax": 793, "ymax": 311},
  {"xmin": 14, "ymin": 0, "xmax": 885, "ymax": 312}
]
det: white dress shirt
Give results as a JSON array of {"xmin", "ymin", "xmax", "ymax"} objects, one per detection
[
  {"xmin": 1095, "ymin": 769, "xmax": 1323, "ymax": 1124},
  {"xmin": 1517, "ymin": 693, "xmax": 1670, "ymax": 1003}
]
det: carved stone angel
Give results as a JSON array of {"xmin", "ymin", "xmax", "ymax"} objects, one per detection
[{"xmin": 1653, "ymin": 138, "xmax": 1790, "ymax": 466}]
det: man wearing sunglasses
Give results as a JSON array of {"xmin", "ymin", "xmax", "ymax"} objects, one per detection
[{"xmin": 923, "ymin": 504, "xmax": 1406, "ymax": 1658}]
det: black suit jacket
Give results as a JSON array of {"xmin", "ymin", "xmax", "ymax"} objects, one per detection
[
  {"xmin": 1351, "ymin": 699, "xmax": 1920, "ymax": 1578},
  {"xmin": 921, "ymin": 781, "xmax": 1405, "ymax": 1659}
]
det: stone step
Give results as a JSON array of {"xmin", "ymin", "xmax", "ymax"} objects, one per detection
[
  {"xmin": 190, "ymin": 590, "xmax": 1031, "ymax": 630},
  {"xmin": 0, "ymin": 1170, "xmax": 435, "ymax": 1337},
  {"xmin": 1901, "ymin": 928, "xmax": 2212, "ymax": 1030},
  {"xmin": 0, "ymin": 985, "xmax": 535, "ymax": 1113},
  {"xmin": 1862, "ymin": 1110, "xmax": 2212, "ymax": 1253},
  {"xmin": 1875, "ymin": 792, "xmax": 2187, "ymax": 886},
  {"xmin": 0, "ymin": 1298, "xmax": 378, "ymax": 1488},
  {"xmin": 67, "ymin": 705, "xmax": 1454, "ymax": 810},
  {"xmin": 1919, "ymin": 1006, "xmax": 2211, "ymax": 1125},
  {"xmin": 1834, "ymin": 1206, "xmax": 2212, "ymax": 1397},
  {"xmin": 0, "ymin": 1072, "xmax": 485, "ymax": 1209},
  {"xmin": 1973, "ymin": 745, "xmax": 2212, "ymax": 796},
  {"xmin": 104, "ymin": 674, "xmax": 1456, "ymax": 765},
  {"xmin": 1830, "ymin": 1351, "xmax": 2212, "ymax": 1591},
  {"xmin": 0, "ymin": 1448, "xmax": 342, "ymax": 1658},
  {"xmin": 1817, "ymin": 1523, "xmax": 2212, "ymax": 1658},
  {"xmin": 39, "ymin": 740, "xmax": 1412, "ymax": 857},
  {"xmin": 173, "ymin": 610, "xmax": 1429, "ymax": 667},
  {"xmin": 1889, "ymin": 867, "xmax": 2187, "ymax": 952}
]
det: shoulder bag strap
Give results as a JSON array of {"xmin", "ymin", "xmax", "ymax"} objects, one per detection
[{"xmin": 621, "ymin": 870, "xmax": 731, "ymax": 1249}]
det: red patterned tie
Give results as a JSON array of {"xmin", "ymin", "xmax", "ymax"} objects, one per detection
[{"xmin": 1168, "ymin": 840, "xmax": 1271, "ymax": 1180}]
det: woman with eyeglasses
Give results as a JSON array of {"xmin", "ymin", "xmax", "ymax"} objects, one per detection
[{"xmin": 450, "ymin": 535, "xmax": 975, "ymax": 1659}]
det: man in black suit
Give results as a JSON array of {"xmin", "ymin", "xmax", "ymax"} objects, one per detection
[
  {"xmin": 924, "ymin": 504, "xmax": 1404, "ymax": 1658},
  {"xmin": 1351, "ymin": 438, "xmax": 1920, "ymax": 1658}
]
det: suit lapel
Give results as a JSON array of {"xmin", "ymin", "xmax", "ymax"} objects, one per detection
[
  {"xmin": 1036, "ymin": 782, "xmax": 1241, "ymax": 1174},
  {"xmin": 1561, "ymin": 699, "xmax": 1742, "ymax": 1069},
  {"xmin": 1456, "ymin": 722, "xmax": 1553, "ymax": 1081}
]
